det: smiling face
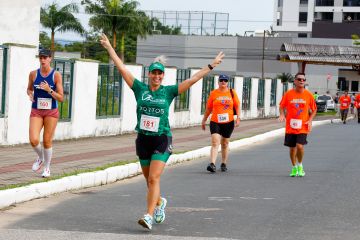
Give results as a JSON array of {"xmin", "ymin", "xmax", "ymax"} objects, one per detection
[
  {"xmin": 218, "ymin": 78, "xmax": 229, "ymax": 89},
  {"xmin": 148, "ymin": 69, "xmax": 164, "ymax": 88}
]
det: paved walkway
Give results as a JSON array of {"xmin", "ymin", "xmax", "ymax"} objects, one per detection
[{"xmin": 0, "ymin": 116, "xmax": 334, "ymax": 188}]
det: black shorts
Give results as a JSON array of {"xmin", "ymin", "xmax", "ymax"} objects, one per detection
[
  {"xmin": 135, "ymin": 133, "xmax": 173, "ymax": 162},
  {"xmin": 284, "ymin": 133, "xmax": 308, "ymax": 147},
  {"xmin": 210, "ymin": 121, "xmax": 235, "ymax": 138}
]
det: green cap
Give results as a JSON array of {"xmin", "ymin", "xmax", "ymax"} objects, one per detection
[{"xmin": 149, "ymin": 62, "xmax": 165, "ymax": 72}]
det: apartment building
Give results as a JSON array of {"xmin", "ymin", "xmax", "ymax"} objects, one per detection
[{"xmin": 273, "ymin": 0, "xmax": 360, "ymax": 38}]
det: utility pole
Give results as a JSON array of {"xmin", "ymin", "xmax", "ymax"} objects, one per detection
[{"xmin": 261, "ymin": 30, "xmax": 266, "ymax": 79}]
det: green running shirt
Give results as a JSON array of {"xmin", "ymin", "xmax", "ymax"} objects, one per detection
[{"xmin": 131, "ymin": 79, "xmax": 179, "ymax": 136}]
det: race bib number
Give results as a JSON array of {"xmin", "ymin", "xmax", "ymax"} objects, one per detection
[
  {"xmin": 290, "ymin": 119, "xmax": 302, "ymax": 129},
  {"xmin": 342, "ymin": 103, "xmax": 348, "ymax": 107},
  {"xmin": 37, "ymin": 98, "xmax": 52, "ymax": 110},
  {"xmin": 217, "ymin": 113, "xmax": 229, "ymax": 123},
  {"xmin": 140, "ymin": 114, "xmax": 160, "ymax": 132}
]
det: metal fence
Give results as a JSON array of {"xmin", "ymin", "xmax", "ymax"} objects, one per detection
[
  {"xmin": 229, "ymin": 76, "xmax": 235, "ymax": 89},
  {"xmin": 283, "ymin": 82, "xmax": 289, "ymax": 95},
  {"xmin": 97, "ymin": 64, "xmax": 123, "ymax": 117},
  {"xmin": 242, "ymin": 77, "xmax": 252, "ymax": 110},
  {"xmin": 145, "ymin": 10, "xmax": 229, "ymax": 36},
  {"xmin": 0, "ymin": 45, "xmax": 8, "ymax": 117},
  {"xmin": 142, "ymin": 66, "xmax": 149, "ymax": 84},
  {"xmin": 201, "ymin": 75, "xmax": 215, "ymax": 114},
  {"xmin": 53, "ymin": 59, "xmax": 74, "ymax": 120},
  {"xmin": 257, "ymin": 79, "xmax": 265, "ymax": 108},
  {"xmin": 174, "ymin": 69, "xmax": 191, "ymax": 112},
  {"xmin": 270, "ymin": 79, "xmax": 277, "ymax": 107}
]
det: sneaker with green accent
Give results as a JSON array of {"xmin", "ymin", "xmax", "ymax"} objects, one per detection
[
  {"xmin": 154, "ymin": 197, "xmax": 167, "ymax": 224},
  {"xmin": 298, "ymin": 165, "xmax": 305, "ymax": 177},
  {"xmin": 138, "ymin": 214, "xmax": 153, "ymax": 230},
  {"xmin": 290, "ymin": 166, "xmax": 298, "ymax": 177}
]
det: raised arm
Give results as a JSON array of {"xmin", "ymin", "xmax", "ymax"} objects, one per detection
[
  {"xmin": 100, "ymin": 33, "xmax": 135, "ymax": 88},
  {"xmin": 178, "ymin": 52, "xmax": 225, "ymax": 94}
]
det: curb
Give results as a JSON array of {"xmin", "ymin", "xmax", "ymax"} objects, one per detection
[{"xmin": 0, "ymin": 119, "xmax": 337, "ymax": 209}]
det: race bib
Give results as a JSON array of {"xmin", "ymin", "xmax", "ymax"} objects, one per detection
[
  {"xmin": 37, "ymin": 98, "xmax": 52, "ymax": 110},
  {"xmin": 217, "ymin": 113, "xmax": 229, "ymax": 123},
  {"xmin": 140, "ymin": 114, "xmax": 160, "ymax": 132},
  {"xmin": 290, "ymin": 119, "xmax": 302, "ymax": 129},
  {"xmin": 342, "ymin": 103, "xmax": 348, "ymax": 107}
]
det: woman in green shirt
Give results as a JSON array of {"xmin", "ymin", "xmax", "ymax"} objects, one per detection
[{"xmin": 100, "ymin": 34, "xmax": 224, "ymax": 230}]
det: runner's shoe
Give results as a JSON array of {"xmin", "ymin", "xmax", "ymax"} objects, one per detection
[
  {"xmin": 32, "ymin": 157, "xmax": 43, "ymax": 172},
  {"xmin": 138, "ymin": 214, "xmax": 153, "ymax": 230},
  {"xmin": 154, "ymin": 197, "xmax": 167, "ymax": 224},
  {"xmin": 207, "ymin": 163, "xmax": 216, "ymax": 173},
  {"xmin": 290, "ymin": 166, "xmax": 298, "ymax": 177},
  {"xmin": 220, "ymin": 163, "xmax": 227, "ymax": 172},
  {"xmin": 41, "ymin": 168, "xmax": 51, "ymax": 178},
  {"xmin": 298, "ymin": 165, "xmax": 305, "ymax": 177}
]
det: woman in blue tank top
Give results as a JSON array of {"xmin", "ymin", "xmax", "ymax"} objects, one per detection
[{"xmin": 26, "ymin": 49, "xmax": 64, "ymax": 178}]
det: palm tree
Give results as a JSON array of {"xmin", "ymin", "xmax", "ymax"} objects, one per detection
[
  {"xmin": 277, "ymin": 72, "xmax": 294, "ymax": 83},
  {"xmin": 82, "ymin": 0, "xmax": 150, "ymax": 61},
  {"xmin": 40, "ymin": 2, "xmax": 85, "ymax": 55}
]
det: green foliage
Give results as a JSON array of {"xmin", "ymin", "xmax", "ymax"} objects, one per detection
[
  {"xmin": 149, "ymin": 18, "xmax": 182, "ymax": 35},
  {"xmin": 39, "ymin": 31, "xmax": 64, "ymax": 51},
  {"xmin": 277, "ymin": 72, "xmax": 294, "ymax": 83},
  {"xmin": 352, "ymin": 34, "xmax": 360, "ymax": 46},
  {"xmin": 40, "ymin": 2, "xmax": 85, "ymax": 52}
]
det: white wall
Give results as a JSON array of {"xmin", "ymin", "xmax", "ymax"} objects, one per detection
[
  {"xmin": 0, "ymin": 0, "xmax": 41, "ymax": 46},
  {"xmin": 0, "ymin": 54, "xmax": 283, "ymax": 145}
]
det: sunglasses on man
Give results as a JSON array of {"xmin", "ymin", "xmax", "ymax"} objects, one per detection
[
  {"xmin": 295, "ymin": 78, "xmax": 306, "ymax": 82},
  {"xmin": 219, "ymin": 79, "xmax": 229, "ymax": 83}
]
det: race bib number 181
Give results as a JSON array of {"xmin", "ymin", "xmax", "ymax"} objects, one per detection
[{"xmin": 140, "ymin": 114, "xmax": 160, "ymax": 132}]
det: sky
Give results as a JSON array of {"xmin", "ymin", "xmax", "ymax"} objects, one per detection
[{"xmin": 41, "ymin": 0, "xmax": 275, "ymax": 41}]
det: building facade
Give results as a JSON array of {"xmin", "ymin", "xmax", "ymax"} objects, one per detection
[{"xmin": 273, "ymin": 0, "xmax": 360, "ymax": 38}]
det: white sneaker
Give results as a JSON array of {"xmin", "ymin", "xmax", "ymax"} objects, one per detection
[
  {"xmin": 154, "ymin": 197, "xmax": 167, "ymax": 224},
  {"xmin": 32, "ymin": 158, "xmax": 44, "ymax": 172},
  {"xmin": 41, "ymin": 168, "xmax": 51, "ymax": 178},
  {"xmin": 138, "ymin": 214, "xmax": 153, "ymax": 230}
]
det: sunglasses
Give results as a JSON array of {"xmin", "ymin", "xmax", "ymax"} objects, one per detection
[
  {"xmin": 39, "ymin": 56, "xmax": 49, "ymax": 59},
  {"xmin": 219, "ymin": 79, "xmax": 229, "ymax": 83},
  {"xmin": 295, "ymin": 78, "xmax": 306, "ymax": 82}
]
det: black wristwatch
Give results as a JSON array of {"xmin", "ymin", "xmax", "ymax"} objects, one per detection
[
  {"xmin": 208, "ymin": 64, "xmax": 214, "ymax": 70},
  {"xmin": 49, "ymin": 90, "xmax": 54, "ymax": 94}
]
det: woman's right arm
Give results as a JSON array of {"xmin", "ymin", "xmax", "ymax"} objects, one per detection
[
  {"xmin": 27, "ymin": 71, "xmax": 35, "ymax": 102},
  {"xmin": 100, "ymin": 34, "xmax": 135, "ymax": 88}
]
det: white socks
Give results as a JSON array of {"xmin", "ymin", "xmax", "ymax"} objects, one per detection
[
  {"xmin": 43, "ymin": 147, "xmax": 53, "ymax": 169},
  {"xmin": 33, "ymin": 144, "xmax": 43, "ymax": 161}
]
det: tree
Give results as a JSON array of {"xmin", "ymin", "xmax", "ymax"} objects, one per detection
[
  {"xmin": 40, "ymin": 2, "xmax": 85, "ymax": 55},
  {"xmin": 82, "ymin": 0, "xmax": 150, "ymax": 61},
  {"xmin": 39, "ymin": 31, "xmax": 64, "ymax": 51},
  {"xmin": 277, "ymin": 73, "xmax": 294, "ymax": 83},
  {"xmin": 149, "ymin": 18, "xmax": 182, "ymax": 35}
]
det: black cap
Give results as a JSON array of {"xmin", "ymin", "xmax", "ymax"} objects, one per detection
[{"xmin": 39, "ymin": 49, "xmax": 51, "ymax": 57}]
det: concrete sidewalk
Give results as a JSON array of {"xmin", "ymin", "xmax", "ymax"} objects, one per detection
[{"xmin": 0, "ymin": 116, "xmax": 334, "ymax": 189}]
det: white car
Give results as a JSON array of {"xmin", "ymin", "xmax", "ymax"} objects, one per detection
[{"xmin": 317, "ymin": 95, "xmax": 335, "ymax": 111}]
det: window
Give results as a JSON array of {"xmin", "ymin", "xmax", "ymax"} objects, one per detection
[
  {"xmin": 343, "ymin": 0, "xmax": 360, "ymax": 6},
  {"xmin": 298, "ymin": 33, "xmax": 308, "ymax": 38},
  {"xmin": 278, "ymin": 0, "xmax": 283, "ymax": 7},
  {"xmin": 242, "ymin": 78, "xmax": 251, "ymax": 110},
  {"xmin": 299, "ymin": 12, "xmax": 308, "ymax": 24},
  {"xmin": 174, "ymin": 69, "xmax": 191, "ymax": 111},
  {"xmin": 201, "ymin": 75, "xmax": 215, "ymax": 114},
  {"xmin": 315, "ymin": 0, "xmax": 334, "ymax": 6},
  {"xmin": 300, "ymin": 0, "xmax": 308, "ymax": 4},
  {"xmin": 270, "ymin": 79, "xmax": 277, "ymax": 107}
]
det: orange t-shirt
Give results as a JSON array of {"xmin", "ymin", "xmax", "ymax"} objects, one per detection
[
  {"xmin": 339, "ymin": 95, "xmax": 351, "ymax": 109},
  {"xmin": 207, "ymin": 89, "xmax": 240, "ymax": 123},
  {"xmin": 355, "ymin": 94, "xmax": 360, "ymax": 109},
  {"xmin": 280, "ymin": 89, "xmax": 317, "ymax": 134}
]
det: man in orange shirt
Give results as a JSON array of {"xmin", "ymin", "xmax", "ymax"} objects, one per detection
[
  {"xmin": 339, "ymin": 90, "xmax": 351, "ymax": 124},
  {"xmin": 279, "ymin": 73, "xmax": 317, "ymax": 177},
  {"xmin": 355, "ymin": 92, "xmax": 360, "ymax": 123},
  {"xmin": 202, "ymin": 74, "xmax": 241, "ymax": 173}
]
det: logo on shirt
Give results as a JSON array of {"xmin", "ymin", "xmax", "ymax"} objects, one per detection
[{"xmin": 141, "ymin": 91, "xmax": 166, "ymax": 104}]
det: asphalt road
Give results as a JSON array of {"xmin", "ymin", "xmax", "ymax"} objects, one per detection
[{"xmin": 1, "ymin": 120, "xmax": 360, "ymax": 240}]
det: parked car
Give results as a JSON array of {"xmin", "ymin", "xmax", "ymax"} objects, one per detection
[{"xmin": 316, "ymin": 95, "xmax": 335, "ymax": 112}]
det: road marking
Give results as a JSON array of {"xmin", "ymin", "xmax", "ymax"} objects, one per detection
[{"xmin": 208, "ymin": 197, "xmax": 233, "ymax": 202}]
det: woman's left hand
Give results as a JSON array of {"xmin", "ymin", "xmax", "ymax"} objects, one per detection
[
  {"xmin": 40, "ymin": 80, "xmax": 51, "ymax": 93},
  {"xmin": 235, "ymin": 117, "xmax": 240, "ymax": 127}
]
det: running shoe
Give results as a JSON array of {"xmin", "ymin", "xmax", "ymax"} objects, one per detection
[
  {"xmin": 298, "ymin": 165, "xmax": 305, "ymax": 177},
  {"xmin": 154, "ymin": 197, "xmax": 167, "ymax": 224},
  {"xmin": 138, "ymin": 214, "xmax": 153, "ymax": 230},
  {"xmin": 290, "ymin": 166, "xmax": 298, "ymax": 177},
  {"xmin": 207, "ymin": 163, "xmax": 216, "ymax": 173},
  {"xmin": 220, "ymin": 163, "xmax": 227, "ymax": 172},
  {"xmin": 41, "ymin": 168, "xmax": 51, "ymax": 178},
  {"xmin": 32, "ymin": 157, "xmax": 43, "ymax": 172}
]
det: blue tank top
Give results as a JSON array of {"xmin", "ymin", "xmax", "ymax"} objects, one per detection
[{"xmin": 32, "ymin": 68, "xmax": 58, "ymax": 109}]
